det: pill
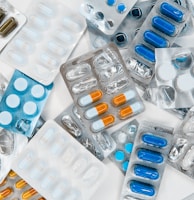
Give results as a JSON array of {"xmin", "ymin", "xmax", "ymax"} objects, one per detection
[
  {"xmin": 0, "ymin": 187, "xmax": 13, "ymax": 198},
  {"xmin": 152, "ymin": 16, "xmax": 176, "ymax": 36},
  {"xmin": 0, "ymin": 8, "xmax": 5, "ymax": 23},
  {"xmin": 22, "ymin": 188, "xmax": 37, "ymax": 200},
  {"xmin": 122, "ymin": 161, "xmax": 129, "ymax": 172},
  {"xmin": 129, "ymin": 180, "xmax": 155, "ymax": 196},
  {"xmin": 6, "ymin": 94, "xmax": 20, "ymax": 108},
  {"xmin": 160, "ymin": 2, "xmax": 184, "ymax": 22},
  {"xmin": 114, "ymin": 150, "xmax": 125, "ymax": 162},
  {"xmin": 176, "ymin": 74, "xmax": 194, "ymax": 91},
  {"xmin": 91, "ymin": 114, "xmax": 115, "ymax": 132},
  {"xmin": 31, "ymin": 84, "xmax": 45, "ymax": 99},
  {"xmin": 23, "ymin": 101, "xmax": 37, "ymax": 116},
  {"xmin": 157, "ymin": 64, "xmax": 176, "ymax": 82},
  {"xmin": 14, "ymin": 78, "xmax": 28, "ymax": 92},
  {"xmin": 135, "ymin": 44, "xmax": 155, "ymax": 63},
  {"xmin": 0, "ymin": 111, "xmax": 12, "ymax": 125},
  {"xmin": 134, "ymin": 164, "xmax": 159, "ymax": 180},
  {"xmin": 142, "ymin": 134, "xmax": 167, "ymax": 148},
  {"xmin": 117, "ymin": 3, "xmax": 127, "ymax": 13},
  {"xmin": 125, "ymin": 143, "xmax": 133, "ymax": 153},
  {"xmin": 119, "ymin": 102, "xmax": 143, "ymax": 119},
  {"xmin": 0, "ymin": 17, "xmax": 17, "ymax": 37},
  {"xmin": 107, "ymin": 0, "xmax": 116, "ymax": 6},
  {"xmin": 78, "ymin": 90, "xmax": 103, "ymax": 107},
  {"xmin": 84, "ymin": 103, "xmax": 108, "ymax": 119},
  {"xmin": 0, "ymin": 179, "xmax": 6, "ymax": 187},
  {"xmin": 143, "ymin": 30, "xmax": 169, "ymax": 48},
  {"xmin": 15, "ymin": 179, "xmax": 27, "ymax": 189},
  {"xmin": 38, "ymin": 198, "xmax": 46, "ymax": 200},
  {"xmin": 112, "ymin": 90, "xmax": 136, "ymax": 107},
  {"xmin": 8, "ymin": 170, "xmax": 17, "ymax": 177},
  {"xmin": 137, "ymin": 149, "xmax": 164, "ymax": 163}
]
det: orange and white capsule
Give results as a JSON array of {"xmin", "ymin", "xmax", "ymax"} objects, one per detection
[
  {"xmin": 78, "ymin": 90, "xmax": 103, "ymax": 107},
  {"xmin": 0, "ymin": 187, "xmax": 13, "ymax": 198},
  {"xmin": 91, "ymin": 114, "xmax": 115, "ymax": 132},
  {"xmin": 8, "ymin": 170, "xmax": 17, "ymax": 178},
  {"xmin": 112, "ymin": 90, "xmax": 136, "ymax": 107},
  {"xmin": 22, "ymin": 188, "xmax": 37, "ymax": 200},
  {"xmin": 15, "ymin": 179, "xmax": 27, "ymax": 189},
  {"xmin": 84, "ymin": 103, "xmax": 108, "ymax": 119},
  {"xmin": 119, "ymin": 102, "xmax": 143, "ymax": 119}
]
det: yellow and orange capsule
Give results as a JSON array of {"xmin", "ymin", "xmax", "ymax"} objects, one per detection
[
  {"xmin": 15, "ymin": 179, "xmax": 27, "ymax": 189},
  {"xmin": 8, "ymin": 170, "xmax": 17, "ymax": 178},
  {"xmin": 112, "ymin": 90, "xmax": 136, "ymax": 107},
  {"xmin": 38, "ymin": 198, "xmax": 46, "ymax": 200},
  {"xmin": 0, "ymin": 187, "xmax": 13, "ymax": 199},
  {"xmin": 22, "ymin": 188, "xmax": 37, "ymax": 200},
  {"xmin": 78, "ymin": 90, "xmax": 103, "ymax": 107},
  {"xmin": 84, "ymin": 102, "xmax": 108, "ymax": 119},
  {"xmin": 91, "ymin": 114, "xmax": 115, "ymax": 132}
]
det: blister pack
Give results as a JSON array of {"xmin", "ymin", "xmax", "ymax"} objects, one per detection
[
  {"xmin": 12, "ymin": 120, "xmax": 108, "ymax": 200},
  {"xmin": 55, "ymin": 104, "xmax": 116, "ymax": 161},
  {"xmin": 80, "ymin": 0, "xmax": 138, "ymax": 35},
  {"xmin": 60, "ymin": 43, "xmax": 144, "ymax": 134},
  {"xmin": 120, "ymin": 121, "xmax": 173, "ymax": 200},
  {"xmin": 0, "ymin": 170, "xmax": 45, "ymax": 199},
  {"xmin": 0, "ymin": 70, "xmax": 53, "ymax": 137},
  {"xmin": 182, "ymin": 193, "xmax": 194, "ymax": 200},
  {"xmin": 168, "ymin": 107, "xmax": 194, "ymax": 179},
  {"xmin": 0, "ymin": 0, "xmax": 26, "ymax": 51},
  {"xmin": 124, "ymin": 0, "xmax": 191, "ymax": 86},
  {"xmin": 0, "ymin": 0, "xmax": 86, "ymax": 85},
  {"xmin": 0, "ymin": 72, "xmax": 8, "ymax": 102},
  {"xmin": 109, "ymin": 120, "xmax": 139, "ymax": 174}
]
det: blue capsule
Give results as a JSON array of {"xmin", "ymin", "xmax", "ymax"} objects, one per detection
[
  {"xmin": 160, "ymin": 2, "xmax": 184, "ymax": 22},
  {"xmin": 142, "ymin": 134, "xmax": 167, "ymax": 148},
  {"xmin": 143, "ymin": 30, "xmax": 169, "ymax": 48},
  {"xmin": 134, "ymin": 164, "xmax": 159, "ymax": 180},
  {"xmin": 137, "ymin": 149, "xmax": 164, "ymax": 163},
  {"xmin": 130, "ymin": 180, "xmax": 155, "ymax": 196},
  {"xmin": 135, "ymin": 44, "xmax": 155, "ymax": 63}
]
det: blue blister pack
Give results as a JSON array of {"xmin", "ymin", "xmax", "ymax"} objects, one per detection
[
  {"xmin": 0, "ymin": 70, "xmax": 53, "ymax": 137},
  {"xmin": 109, "ymin": 120, "xmax": 139, "ymax": 174},
  {"xmin": 120, "ymin": 121, "xmax": 173, "ymax": 200},
  {"xmin": 124, "ymin": 0, "xmax": 191, "ymax": 86}
]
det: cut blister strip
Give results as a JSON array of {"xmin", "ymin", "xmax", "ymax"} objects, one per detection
[
  {"xmin": 120, "ymin": 121, "xmax": 173, "ymax": 200},
  {"xmin": 12, "ymin": 120, "xmax": 108, "ymax": 200},
  {"xmin": 0, "ymin": 70, "xmax": 53, "ymax": 137},
  {"xmin": 0, "ymin": 0, "xmax": 86, "ymax": 85}
]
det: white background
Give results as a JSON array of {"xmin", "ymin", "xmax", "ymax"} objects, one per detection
[{"xmin": 1, "ymin": 0, "xmax": 194, "ymax": 199}]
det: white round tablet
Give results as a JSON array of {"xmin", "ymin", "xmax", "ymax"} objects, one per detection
[
  {"xmin": 0, "ymin": 111, "xmax": 12, "ymax": 125},
  {"xmin": 23, "ymin": 101, "xmax": 37, "ymax": 115},
  {"xmin": 117, "ymin": 131, "xmax": 127, "ymax": 143},
  {"xmin": 6, "ymin": 94, "xmax": 20, "ymax": 108},
  {"xmin": 14, "ymin": 78, "xmax": 28, "ymax": 92},
  {"xmin": 157, "ymin": 64, "xmax": 176, "ymax": 82},
  {"xmin": 31, "ymin": 84, "xmax": 45, "ymax": 99},
  {"xmin": 176, "ymin": 74, "xmax": 194, "ymax": 91}
]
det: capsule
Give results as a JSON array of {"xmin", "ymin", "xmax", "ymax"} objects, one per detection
[
  {"xmin": 38, "ymin": 198, "xmax": 46, "ymax": 200},
  {"xmin": 135, "ymin": 44, "xmax": 155, "ymax": 63},
  {"xmin": 8, "ymin": 170, "xmax": 17, "ymax": 178},
  {"xmin": 84, "ymin": 103, "xmax": 108, "ymax": 119},
  {"xmin": 134, "ymin": 164, "xmax": 159, "ymax": 180},
  {"xmin": 152, "ymin": 16, "xmax": 176, "ymax": 36},
  {"xmin": 142, "ymin": 134, "xmax": 167, "ymax": 148},
  {"xmin": 78, "ymin": 90, "xmax": 103, "ymax": 107},
  {"xmin": 91, "ymin": 114, "xmax": 115, "ymax": 132},
  {"xmin": 112, "ymin": 90, "xmax": 136, "ymax": 107},
  {"xmin": 119, "ymin": 102, "xmax": 143, "ymax": 119},
  {"xmin": 130, "ymin": 180, "xmax": 155, "ymax": 196},
  {"xmin": 0, "ymin": 8, "xmax": 5, "ymax": 23},
  {"xmin": 160, "ymin": 2, "xmax": 184, "ymax": 22},
  {"xmin": 143, "ymin": 30, "xmax": 169, "ymax": 48},
  {"xmin": 137, "ymin": 148, "xmax": 164, "ymax": 163},
  {"xmin": 0, "ymin": 187, "xmax": 13, "ymax": 198},
  {"xmin": 15, "ymin": 179, "xmax": 27, "ymax": 189},
  {"xmin": 0, "ymin": 17, "xmax": 17, "ymax": 37},
  {"xmin": 22, "ymin": 188, "xmax": 37, "ymax": 200}
]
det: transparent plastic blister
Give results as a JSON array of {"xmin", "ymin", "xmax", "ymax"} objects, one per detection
[
  {"xmin": 55, "ymin": 104, "xmax": 116, "ymax": 161},
  {"xmin": 0, "ymin": 72, "xmax": 8, "ymax": 102},
  {"xmin": 0, "ymin": 0, "xmax": 27, "ymax": 51},
  {"xmin": 120, "ymin": 121, "xmax": 173, "ymax": 200},
  {"xmin": 182, "ymin": 193, "xmax": 194, "ymax": 200},
  {"xmin": 124, "ymin": 0, "xmax": 191, "ymax": 86},
  {"xmin": 0, "ymin": 70, "xmax": 53, "ymax": 137},
  {"xmin": 168, "ymin": 107, "xmax": 194, "ymax": 179},
  {"xmin": 0, "ymin": 0, "xmax": 86, "ymax": 85},
  {"xmin": 80, "ymin": 0, "xmax": 138, "ymax": 35},
  {"xmin": 60, "ymin": 43, "xmax": 144, "ymax": 134},
  {"xmin": 151, "ymin": 47, "xmax": 194, "ymax": 109},
  {"xmin": 0, "ymin": 170, "xmax": 45, "ymax": 199},
  {"xmin": 12, "ymin": 120, "xmax": 108, "ymax": 200},
  {"xmin": 109, "ymin": 120, "xmax": 139, "ymax": 174}
]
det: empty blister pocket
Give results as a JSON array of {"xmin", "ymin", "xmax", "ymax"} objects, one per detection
[{"xmin": 12, "ymin": 120, "xmax": 108, "ymax": 200}]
